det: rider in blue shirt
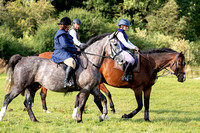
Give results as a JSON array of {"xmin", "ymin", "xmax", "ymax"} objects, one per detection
[
  {"xmin": 116, "ymin": 19, "xmax": 139, "ymax": 82},
  {"xmin": 51, "ymin": 17, "xmax": 81, "ymax": 88}
]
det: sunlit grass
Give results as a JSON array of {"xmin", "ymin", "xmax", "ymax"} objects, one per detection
[{"xmin": 0, "ymin": 73, "xmax": 200, "ymax": 132}]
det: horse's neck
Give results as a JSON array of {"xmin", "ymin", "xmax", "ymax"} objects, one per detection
[
  {"xmin": 149, "ymin": 53, "xmax": 176, "ymax": 71},
  {"xmin": 82, "ymin": 37, "xmax": 107, "ymax": 66}
]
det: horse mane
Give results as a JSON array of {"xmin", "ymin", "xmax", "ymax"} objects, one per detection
[
  {"xmin": 141, "ymin": 48, "xmax": 178, "ymax": 54},
  {"xmin": 86, "ymin": 33, "xmax": 111, "ymax": 46}
]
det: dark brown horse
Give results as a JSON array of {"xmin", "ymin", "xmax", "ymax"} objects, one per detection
[{"xmin": 37, "ymin": 48, "xmax": 186, "ymax": 121}]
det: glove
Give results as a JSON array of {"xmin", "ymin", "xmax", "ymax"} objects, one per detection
[{"xmin": 80, "ymin": 43, "xmax": 87, "ymax": 50}]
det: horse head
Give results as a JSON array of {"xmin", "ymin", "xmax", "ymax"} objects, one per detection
[
  {"xmin": 170, "ymin": 52, "xmax": 186, "ymax": 82},
  {"xmin": 104, "ymin": 32, "xmax": 125, "ymax": 65}
]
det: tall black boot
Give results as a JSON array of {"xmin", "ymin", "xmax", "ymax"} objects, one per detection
[
  {"xmin": 64, "ymin": 65, "xmax": 74, "ymax": 88},
  {"xmin": 122, "ymin": 62, "xmax": 133, "ymax": 82}
]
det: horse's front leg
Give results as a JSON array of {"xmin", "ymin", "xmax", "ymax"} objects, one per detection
[
  {"xmin": 40, "ymin": 87, "xmax": 51, "ymax": 113},
  {"xmin": 77, "ymin": 90, "xmax": 90, "ymax": 123},
  {"xmin": 91, "ymin": 87, "xmax": 108, "ymax": 122},
  {"xmin": 122, "ymin": 88, "xmax": 143, "ymax": 119},
  {"xmin": 144, "ymin": 87, "xmax": 152, "ymax": 121}
]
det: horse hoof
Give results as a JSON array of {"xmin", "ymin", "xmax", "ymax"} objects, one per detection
[
  {"xmin": 105, "ymin": 115, "xmax": 110, "ymax": 120},
  {"xmin": 72, "ymin": 115, "xmax": 77, "ymax": 120},
  {"xmin": 111, "ymin": 110, "xmax": 115, "ymax": 114},
  {"xmin": 43, "ymin": 110, "xmax": 51, "ymax": 113},
  {"xmin": 77, "ymin": 120, "xmax": 82, "ymax": 123},
  {"xmin": 0, "ymin": 116, "xmax": 3, "ymax": 121},
  {"xmin": 99, "ymin": 116, "xmax": 104, "ymax": 122},
  {"xmin": 122, "ymin": 114, "xmax": 129, "ymax": 118},
  {"xmin": 145, "ymin": 118, "xmax": 151, "ymax": 122},
  {"xmin": 33, "ymin": 119, "xmax": 39, "ymax": 122}
]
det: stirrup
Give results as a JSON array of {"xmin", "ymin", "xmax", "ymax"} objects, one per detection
[{"xmin": 64, "ymin": 81, "xmax": 73, "ymax": 88}]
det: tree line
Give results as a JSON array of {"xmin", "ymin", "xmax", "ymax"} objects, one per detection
[{"xmin": 0, "ymin": 0, "xmax": 200, "ymax": 65}]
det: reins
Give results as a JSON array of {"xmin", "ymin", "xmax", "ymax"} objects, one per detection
[{"xmin": 78, "ymin": 36, "xmax": 122, "ymax": 69}]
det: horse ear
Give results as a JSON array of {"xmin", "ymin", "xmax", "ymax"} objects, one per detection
[{"xmin": 110, "ymin": 31, "xmax": 119, "ymax": 39}]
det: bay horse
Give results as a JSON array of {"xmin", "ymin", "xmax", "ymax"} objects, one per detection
[
  {"xmin": 37, "ymin": 48, "xmax": 186, "ymax": 121},
  {"xmin": 0, "ymin": 33, "xmax": 125, "ymax": 123}
]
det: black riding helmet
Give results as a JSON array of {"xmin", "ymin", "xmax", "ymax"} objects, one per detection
[{"xmin": 57, "ymin": 17, "xmax": 71, "ymax": 25}]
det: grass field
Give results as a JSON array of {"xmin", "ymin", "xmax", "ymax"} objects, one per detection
[{"xmin": 0, "ymin": 73, "xmax": 200, "ymax": 133}]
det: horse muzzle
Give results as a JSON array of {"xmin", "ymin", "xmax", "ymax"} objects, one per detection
[{"xmin": 177, "ymin": 74, "xmax": 186, "ymax": 82}]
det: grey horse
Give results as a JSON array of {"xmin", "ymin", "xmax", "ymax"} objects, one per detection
[{"xmin": 0, "ymin": 32, "xmax": 125, "ymax": 123}]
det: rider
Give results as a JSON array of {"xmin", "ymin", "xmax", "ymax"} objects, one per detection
[
  {"xmin": 69, "ymin": 18, "xmax": 86, "ymax": 49},
  {"xmin": 116, "ymin": 19, "xmax": 139, "ymax": 82},
  {"xmin": 51, "ymin": 17, "xmax": 81, "ymax": 88}
]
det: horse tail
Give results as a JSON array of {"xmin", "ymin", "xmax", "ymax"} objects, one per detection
[{"xmin": 5, "ymin": 54, "xmax": 23, "ymax": 94}]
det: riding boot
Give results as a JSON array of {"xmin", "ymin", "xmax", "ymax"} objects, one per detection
[
  {"xmin": 64, "ymin": 65, "xmax": 74, "ymax": 88},
  {"xmin": 122, "ymin": 62, "xmax": 133, "ymax": 82}
]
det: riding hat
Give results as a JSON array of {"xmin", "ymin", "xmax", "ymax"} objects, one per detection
[
  {"xmin": 118, "ymin": 19, "xmax": 131, "ymax": 26},
  {"xmin": 57, "ymin": 17, "xmax": 71, "ymax": 25},
  {"xmin": 73, "ymin": 18, "xmax": 81, "ymax": 25}
]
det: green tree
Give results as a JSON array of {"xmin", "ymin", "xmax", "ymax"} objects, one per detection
[
  {"xmin": 2, "ymin": 0, "xmax": 55, "ymax": 38},
  {"xmin": 146, "ymin": 0, "xmax": 187, "ymax": 39}
]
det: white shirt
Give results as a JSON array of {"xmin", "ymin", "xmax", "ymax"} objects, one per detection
[
  {"xmin": 116, "ymin": 32, "xmax": 136, "ymax": 50},
  {"xmin": 69, "ymin": 29, "xmax": 82, "ymax": 47}
]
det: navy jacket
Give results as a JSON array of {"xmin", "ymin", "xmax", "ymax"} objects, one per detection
[{"xmin": 51, "ymin": 29, "xmax": 77, "ymax": 63}]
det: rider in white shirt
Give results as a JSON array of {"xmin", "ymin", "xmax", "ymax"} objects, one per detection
[
  {"xmin": 116, "ymin": 19, "xmax": 139, "ymax": 82},
  {"xmin": 69, "ymin": 18, "xmax": 86, "ymax": 49}
]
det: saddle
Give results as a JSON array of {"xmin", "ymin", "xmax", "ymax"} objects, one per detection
[{"xmin": 114, "ymin": 52, "xmax": 140, "ymax": 73}]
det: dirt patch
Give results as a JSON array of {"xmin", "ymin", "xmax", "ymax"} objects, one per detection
[{"xmin": 0, "ymin": 58, "xmax": 7, "ymax": 74}]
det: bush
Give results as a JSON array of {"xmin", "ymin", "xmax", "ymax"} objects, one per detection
[
  {"xmin": 0, "ymin": 26, "xmax": 33, "ymax": 61},
  {"xmin": 33, "ymin": 20, "xmax": 58, "ymax": 53}
]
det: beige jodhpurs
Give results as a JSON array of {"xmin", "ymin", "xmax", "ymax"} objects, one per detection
[{"xmin": 63, "ymin": 58, "xmax": 76, "ymax": 69}]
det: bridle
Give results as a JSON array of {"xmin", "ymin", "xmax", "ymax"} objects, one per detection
[
  {"xmin": 158, "ymin": 53, "xmax": 185, "ymax": 77},
  {"xmin": 79, "ymin": 36, "xmax": 123, "ymax": 69}
]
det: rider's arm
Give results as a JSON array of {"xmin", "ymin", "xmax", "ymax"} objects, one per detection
[
  {"xmin": 69, "ymin": 29, "xmax": 82, "ymax": 47},
  {"xmin": 117, "ymin": 32, "xmax": 136, "ymax": 50}
]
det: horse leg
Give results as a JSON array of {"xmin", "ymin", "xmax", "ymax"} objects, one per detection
[
  {"xmin": 40, "ymin": 87, "xmax": 51, "ymax": 113},
  {"xmin": 72, "ymin": 93, "xmax": 80, "ymax": 119},
  {"xmin": 122, "ymin": 88, "xmax": 143, "ymax": 118},
  {"xmin": 99, "ymin": 83, "xmax": 115, "ymax": 114},
  {"xmin": 90, "ymin": 87, "xmax": 108, "ymax": 122},
  {"xmin": 0, "ymin": 87, "xmax": 22, "ymax": 121},
  {"xmin": 24, "ymin": 84, "xmax": 38, "ymax": 122},
  {"xmin": 77, "ymin": 90, "xmax": 90, "ymax": 123},
  {"xmin": 144, "ymin": 87, "xmax": 152, "ymax": 121}
]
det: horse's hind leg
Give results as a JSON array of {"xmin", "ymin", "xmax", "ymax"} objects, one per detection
[
  {"xmin": 0, "ymin": 87, "xmax": 22, "ymax": 121},
  {"xmin": 24, "ymin": 83, "xmax": 38, "ymax": 122},
  {"xmin": 40, "ymin": 87, "xmax": 50, "ymax": 113},
  {"xmin": 90, "ymin": 87, "xmax": 108, "ymax": 122},
  {"xmin": 99, "ymin": 83, "xmax": 115, "ymax": 114}
]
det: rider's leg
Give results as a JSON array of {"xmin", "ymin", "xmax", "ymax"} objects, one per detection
[
  {"xmin": 63, "ymin": 58, "xmax": 76, "ymax": 88},
  {"xmin": 122, "ymin": 51, "xmax": 135, "ymax": 82}
]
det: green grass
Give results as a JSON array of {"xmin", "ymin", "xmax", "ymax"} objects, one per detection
[{"xmin": 0, "ymin": 73, "xmax": 200, "ymax": 133}]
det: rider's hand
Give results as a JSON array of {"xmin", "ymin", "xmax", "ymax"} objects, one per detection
[
  {"xmin": 134, "ymin": 47, "xmax": 139, "ymax": 52},
  {"xmin": 76, "ymin": 48, "xmax": 81, "ymax": 55}
]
